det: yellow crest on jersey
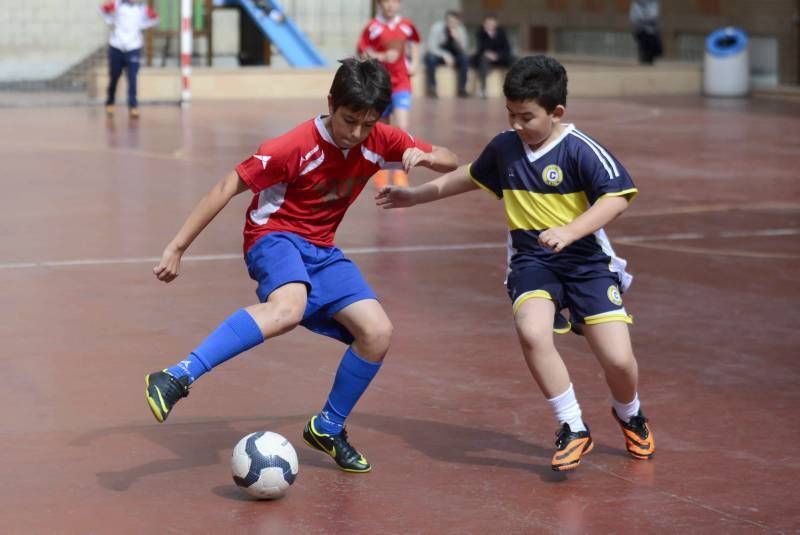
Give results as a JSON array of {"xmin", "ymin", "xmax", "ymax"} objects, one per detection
[
  {"xmin": 542, "ymin": 165, "xmax": 563, "ymax": 187},
  {"xmin": 607, "ymin": 285, "xmax": 623, "ymax": 306}
]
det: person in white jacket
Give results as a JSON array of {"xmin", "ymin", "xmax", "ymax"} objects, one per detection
[{"xmin": 99, "ymin": 0, "xmax": 159, "ymax": 117}]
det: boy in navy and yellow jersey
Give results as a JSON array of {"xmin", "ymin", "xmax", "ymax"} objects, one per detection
[
  {"xmin": 145, "ymin": 59, "xmax": 458, "ymax": 473},
  {"xmin": 376, "ymin": 55, "xmax": 655, "ymax": 471}
]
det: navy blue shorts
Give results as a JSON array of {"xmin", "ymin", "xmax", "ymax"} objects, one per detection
[
  {"xmin": 506, "ymin": 256, "xmax": 632, "ymax": 327},
  {"xmin": 245, "ymin": 232, "xmax": 377, "ymax": 344}
]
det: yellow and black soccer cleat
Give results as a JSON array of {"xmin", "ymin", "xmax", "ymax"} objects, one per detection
[
  {"xmin": 551, "ymin": 423, "xmax": 594, "ymax": 471},
  {"xmin": 145, "ymin": 370, "xmax": 190, "ymax": 423},
  {"xmin": 302, "ymin": 416, "xmax": 371, "ymax": 473}
]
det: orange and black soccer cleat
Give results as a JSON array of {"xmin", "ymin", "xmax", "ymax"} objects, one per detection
[
  {"xmin": 372, "ymin": 170, "xmax": 389, "ymax": 189},
  {"xmin": 389, "ymin": 169, "xmax": 409, "ymax": 187},
  {"xmin": 612, "ymin": 408, "xmax": 655, "ymax": 460},
  {"xmin": 551, "ymin": 423, "xmax": 593, "ymax": 471}
]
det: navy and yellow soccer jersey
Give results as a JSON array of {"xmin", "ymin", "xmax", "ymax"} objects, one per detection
[{"xmin": 468, "ymin": 123, "xmax": 637, "ymax": 290}]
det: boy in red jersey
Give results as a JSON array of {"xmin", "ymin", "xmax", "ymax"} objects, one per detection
[
  {"xmin": 357, "ymin": 0, "xmax": 421, "ymax": 186},
  {"xmin": 145, "ymin": 59, "xmax": 457, "ymax": 473}
]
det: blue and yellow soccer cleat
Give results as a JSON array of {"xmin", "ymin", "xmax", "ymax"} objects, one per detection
[
  {"xmin": 302, "ymin": 416, "xmax": 371, "ymax": 473},
  {"xmin": 145, "ymin": 370, "xmax": 190, "ymax": 423},
  {"xmin": 551, "ymin": 423, "xmax": 594, "ymax": 471}
]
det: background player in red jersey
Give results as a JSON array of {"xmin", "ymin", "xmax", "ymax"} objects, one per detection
[
  {"xmin": 357, "ymin": 0, "xmax": 421, "ymax": 186},
  {"xmin": 145, "ymin": 58, "xmax": 457, "ymax": 473}
]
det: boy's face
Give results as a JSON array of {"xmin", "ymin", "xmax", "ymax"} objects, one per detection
[
  {"xmin": 378, "ymin": 0, "xmax": 400, "ymax": 18},
  {"xmin": 326, "ymin": 100, "xmax": 381, "ymax": 149},
  {"xmin": 506, "ymin": 99, "xmax": 565, "ymax": 149}
]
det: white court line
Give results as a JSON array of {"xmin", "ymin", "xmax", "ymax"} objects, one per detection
[{"xmin": 0, "ymin": 229, "xmax": 797, "ymax": 271}]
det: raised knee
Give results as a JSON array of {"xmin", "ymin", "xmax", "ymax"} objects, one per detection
[
  {"xmin": 275, "ymin": 303, "xmax": 304, "ymax": 328},
  {"xmin": 356, "ymin": 320, "xmax": 393, "ymax": 357}
]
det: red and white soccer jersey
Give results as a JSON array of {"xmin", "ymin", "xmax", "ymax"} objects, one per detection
[
  {"xmin": 235, "ymin": 116, "xmax": 432, "ymax": 254},
  {"xmin": 357, "ymin": 15, "xmax": 420, "ymax": 93}
]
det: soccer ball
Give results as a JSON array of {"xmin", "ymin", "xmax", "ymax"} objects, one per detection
[{"xmin": 231, "ymin": 431, "xmax": 299, "ymax": 499}]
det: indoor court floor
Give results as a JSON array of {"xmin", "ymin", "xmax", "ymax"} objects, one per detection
[{"xmin": 0, "ymin": 93, "xmax": 798, "ymax": 533}]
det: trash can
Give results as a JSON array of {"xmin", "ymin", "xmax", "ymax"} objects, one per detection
[{"xmin": 704, "ymin": 27, "xmax": 749, "ymax": 97}]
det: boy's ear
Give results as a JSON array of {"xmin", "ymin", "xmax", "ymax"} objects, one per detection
[
  {"xmin": 552, "ymin": 104, "xmax": 566, "ymax": 120},
  {"xmin": 327, "ymin": 95, "xmax": 334, "ymax": 115}
]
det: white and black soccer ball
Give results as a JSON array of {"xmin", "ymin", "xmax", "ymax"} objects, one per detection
[{"xmin": 231, "ymin": 431, "xmax": 299, "ymax": 499}]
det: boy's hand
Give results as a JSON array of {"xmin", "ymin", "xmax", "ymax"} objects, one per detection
[
  {"xmin": 538, "ymin": 226, "xmax": 578, "ymax": 253},
  {"xmin": 153, "ymin": 244, "xmax": 184, "ymax": 283},
  {"xmin": 401, "ymin": 147, "xmax": 432, "ymax": 172},
  {"xmin": 375, "ymin": 185, "xmax": 416, "ymax": 209}
]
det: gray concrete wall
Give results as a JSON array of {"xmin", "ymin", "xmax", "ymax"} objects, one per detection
[{"xmin": 0, "ymin": 0, "xmax": 108, "ymax": 81}]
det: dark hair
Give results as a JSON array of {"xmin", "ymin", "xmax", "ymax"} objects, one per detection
[
  {"xmin": 329, "ymin": 58, "xmax": 392, "ymax": 115},
  {"xmin": 503, "ymin": 55, "xmax": 568, "ymax": 113},
  {"xmin": 445, "ymin": 10, "xmax": 461, "ymax": 19}
]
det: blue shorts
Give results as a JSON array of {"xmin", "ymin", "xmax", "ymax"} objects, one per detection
[
  {"xmin": 244, "ymin": 232, "xmax": 377, "ymax": 344},
  {"xmin": 382, "ymin": 90, "xmax": 412, "ymax": 118},
  {"xmin": 506, "ymin": 256, "xmax": 632, "ymax": 327}
]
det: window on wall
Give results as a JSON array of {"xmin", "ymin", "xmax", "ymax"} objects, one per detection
[
  {"xmin": 554, "ymin": 29, "xmax": 638, "ymax": 59},
  {"xmin": 581, "ymin": 0, "xmax": 605, "ymax": 12},
  {"xmin": 546, "ymin": 0, "xmax": 569, "ymax": 12},
  {"xmin": 482, "ymin": 0, "xmax": 505, "ymax": 10},
  {"xmin": 695, "ymin": 0, "xmax": 721, "ymax": 15}
]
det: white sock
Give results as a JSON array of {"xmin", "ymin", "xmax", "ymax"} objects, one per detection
[
  {"xmin": 612, "ymin": 393, "xmax": 641, "ymax": 423},
  {"xmin": 547, "ymin": 383, "xmax": 586, "ymax": 432}
]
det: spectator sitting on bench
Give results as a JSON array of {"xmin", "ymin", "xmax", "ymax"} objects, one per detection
[
  {"xmin": 423, "ymin": 10, "xmax": 470, "ymax": 98},
  {"xmin": 471, "ymin": 13, "xmax": 514, "ymax": 99}
]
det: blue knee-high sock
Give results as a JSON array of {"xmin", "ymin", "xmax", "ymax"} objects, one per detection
[
  {"xmin": 316, "ymin": 347, "xmax": 382, "ymax": 435},
  {"xmin": 167, "ymin": 309, "xmax": 264, "ymax": 384}
]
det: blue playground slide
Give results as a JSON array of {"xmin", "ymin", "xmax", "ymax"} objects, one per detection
[{"xmin": 224, "ymin": 0, "xmax": 327, "ymax": 67}]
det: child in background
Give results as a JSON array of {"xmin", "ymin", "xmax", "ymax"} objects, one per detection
[
  {"xmin": 99, "ymin": 0, "xmax": 159, "ymax": 118},
  {"xmin": 357, "ymin": 0, "xmax": 421, "ymax": 187},
  {"xmin": 376, "ymin": 55, "xmax": 655, "ymax": 472}
]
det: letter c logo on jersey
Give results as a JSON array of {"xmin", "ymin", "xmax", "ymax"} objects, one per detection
[
  {"xmin": 607, "ymin": 285, "xmax": 623, "ymax": 306},
  {"xmin": 542, "ymin": 165, "xmax": 563, "ymax": 187}
]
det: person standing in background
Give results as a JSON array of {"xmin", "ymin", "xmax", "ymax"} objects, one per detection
[
  {"xmin": 99, "ymin": 0, "xmax": 159, "ymax": 118},
  {"xmin": 630, "ymin": 0, "xmax": 662, "ymax": 65}
]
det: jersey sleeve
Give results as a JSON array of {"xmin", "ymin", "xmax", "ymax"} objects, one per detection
[
  {"xmin": 403, "ymin": 20, "xmax": 421, "ymax": 43},
  {"xmin": 235, "ymin": 138, "xmax": 298, "ymax": 193},
  {"xmin": 356, "ymin": 22, "xmax": 375, "ymax": 53},
  {"xmin": 467, "ymin": 138, "xmax": 504, "ymax": 199},
  {"xmin": 375, "ymin": 125, "xmax": 432, "ymax": 169},
  {"xmin": 574, "ymin": 136, "xmax": 638, "ymax": 204}
]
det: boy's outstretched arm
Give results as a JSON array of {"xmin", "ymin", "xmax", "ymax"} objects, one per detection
[
  {"xmin": 376, "ymin": 164, "xmax": 478, "ymax": 209},
  {"xmin": 153, "ymin": 170, "xmax": 249, "ymax": 283},
  {"xmin": 538, "ymin": 195, "xmax": 629, "ymax": 253},
  {"xmin": 401, "ymin": 144, "xmax": 458, "ymax": 173}
]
